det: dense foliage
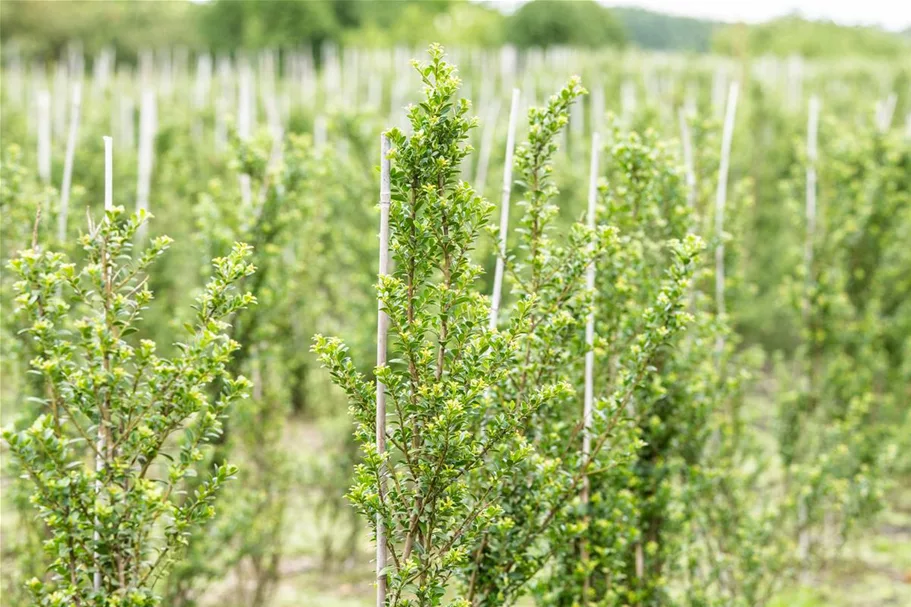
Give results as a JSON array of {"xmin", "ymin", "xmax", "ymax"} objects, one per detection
[
  {"xmin": 1, "ymin": 36, "xmax": 909, "ymax": 607},
  {"xmin": 4, "ymin": 208, "xmax": 255, "ymax": 605}
]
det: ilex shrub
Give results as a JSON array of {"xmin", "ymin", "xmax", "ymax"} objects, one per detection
[
  {"xmin": 165, "ymin": 126, "xmax": 316, "ymax": 606},
  {"xmin": 314, "ymin": 45, "xmax": 567, "ymax": 607},
  {"xmin": 459, "ymin": 82, "xmax": 700, "ymax": 607},
  {"xmin": 776, "ymin": 119, "xmax": 909, "ymax": 565},
  {"xmin": 3, "ymin": 207, "xmax": 255, "ymax": 606}
]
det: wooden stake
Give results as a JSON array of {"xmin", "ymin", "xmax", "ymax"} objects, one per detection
[
  {"xmin": 376, "ymin": 134, "xmax": 392, "ymax": 606},
  {"xmin": 488, "ymin": 89, "xmax": 521, "ymax": 330}
]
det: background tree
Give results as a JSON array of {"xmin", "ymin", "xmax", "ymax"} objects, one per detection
[
  {"xmin": 713, "ymin": 15, "xmax": 911, "ymax": 58},
  {"xmin": 505, "ymin": 0, "xmax": 627, "ymax": 49}
]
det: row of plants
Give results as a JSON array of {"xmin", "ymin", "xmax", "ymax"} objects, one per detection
[{"xmin": 1, "ymin": 45, "xmax": 908, "ymax": 606}]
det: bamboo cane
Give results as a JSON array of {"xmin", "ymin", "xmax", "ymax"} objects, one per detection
[
  {"xmin": 488, "ymin": 88, "xmax": 521, "ymax": 330},
  {"xmin": 678, "ymin": 108, "xmax": 700, "ymax": 354},
  {"xmin": 678, "ymin": 109, "xmax": 697, "ymax": 211},
  {"xmin": 798, "ymin": 95, "xmax": 821, "ymax": 567},
  {"xmin": 37, "ymin": 91, "xmax": 52, "ymax": 184},
  {"xmin": 877, "ymin": 92, "xmax": 897, "ymax": 133},
  {"xmin": 376, "ymin": 134, "xmax": 392, "ymax": 606},
  {"xmin": 621, "ymin": 79, "xmax": 636, "ymax": 130},
  {"xmin": 805, "ymin": 96, "xmax": 820, "ymax": 278},
  {"xmin": 58, "ymin": 82, "xmax": 82, "ymax": 242},
  {"xmin": 93, "ymin": 135, "xmax": 114, "ymax": 593},
  {"xmin": 238, "ymin": 57, "xmax": 253, "ymax": 207},
  {"xmin": 53, "ymin": 63, "xmax": 68, "ymax": 142},
  {"xmin": 314, "ymin": 115, "xmax": 328, "ymax": 152},
  {"xmin": 591, "ymin": 83, "xmax": 605, "ymax": 139},
  {"xmin": 104, "ymin": 136, "xmax": 113, "ymax": 212},
  {"xmin": 580, "ymin": 132, "xmax": 600, "ymax": 600},
  {"xmin": 570, "ymin": 92, "xmax": 584, "ymax": 157},
  {"xmin": 136, "ymin": 89, "xmax": 156, "ymax": 242},
  {"xmin": 582, "ymin": 131, "xmax": 600, "ymax": 501},
  {"xmin": 711, "ymin": 68, "xmax": 727, "ymax": 120},
  {"xmin": 120, "ymin": 94, "xmax": 135, "ymax": 150},
  {"xmin": 6, "ymin": 45, "xmax": 23, "ymax": 108},
  {"xmin": 215, "ymin": 56, "xmax": 232, "ymax": 153},
  {"xmin": 474, "ymin": 99, "xmax": 502, "ymax": 197},
  {"xmin": 714, "ymin": 81, "xmax": 739, "ymax": 355}
]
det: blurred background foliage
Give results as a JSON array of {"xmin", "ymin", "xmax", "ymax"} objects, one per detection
[{"xmin": 2, "ymin": 0, "xmax": 909, "ymax": 61}]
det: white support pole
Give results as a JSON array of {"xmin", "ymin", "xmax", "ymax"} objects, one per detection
[
  {"xmin": 488, "ymin": 88, "xmax": 521, "ymax": 330},
  {"xmin": 621, "ymin": 79, "xmax": 636, "ymax": 130},
  {"xmin": 580, "ymin": 131, "xmax": 601, "ymax": 595},
  {"xmin": 877, "ymin": 92, "xmax": 897, "ymax": 133},
  {"xmin": 53, "ymin": 63, "xmax": 68, "ymax": 142},
  {"xmin": 37, "ymin": 91, "xmax": 52, "ymax": 184},
  {"xmin": 375, "ymin": 134, "xmax": 392, "ymax": 607},
  {"xmin": 58, "ymin": 82, "xmax": 82, "ymax": 242},
  {"xmin": 582, "ymin": 131, "xmax": 600, "ymax": 492},
  {"xmin": 314, "ymin": 115, "xmax": 328, "ymax": 152},
  {"xmin": 715, "ymin": 81, "xmax": 739, "ymax": 354},
  {"xmin": 591, "ymin": 83, "xmax": 605, "ymax": 138},
  {"xmin": 474, "ymin": 99, "xmax": 501, "ymax": 197},
  {"xmin": 136, "ymin": 89, "xmax": 156, "ymax": 241},
  {"xmin": 238, "ymin": 57, "xmax": 253, "ymax": 207},
  {"xmin": 678, "ymin": 108, "xmax": 697, "ymax": 211},
  {"xmin": 214, "ymin": 93, "xmax": 228, "ymax": 154},
  {"xmin": 797, "ymin": 95, "xmax": 820, "ymax": 566},
  {"xmin": 120, "ymin": 95, "xmax": 135, "ymax": 150},
  {"xmin": 104, "ymin": 136, "xmax": 113, "ymax": 211},
  {"xmin": 94, "ymin": 134, "xmax": 114, "ymax": 593},
  {"xmin": 570, "ymin": 92, "xmax": 584, "ymax": 156},
  {"xmin": 805, "ymin": 96, "xmax": 820, "ymax": 276}
]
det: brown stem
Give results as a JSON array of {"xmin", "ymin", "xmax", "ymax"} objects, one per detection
[{"xmin": 467, "ymin": 533, "xmax": 488, "ymax": 602}]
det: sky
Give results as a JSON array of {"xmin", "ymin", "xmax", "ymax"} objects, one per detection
[{"xmin": 486, "ymin": 0, "xmax": 911, "ymax": 31}]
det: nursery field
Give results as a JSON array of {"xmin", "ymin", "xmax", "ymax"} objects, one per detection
[{"xmin": 1, "ymin": 39, "xmax": 910, "ymax": 607}]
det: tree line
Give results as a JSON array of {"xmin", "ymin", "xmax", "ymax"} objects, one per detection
[{"xmin": 1, "ymin": 0, "xmax": 908, "ymax": 62}]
